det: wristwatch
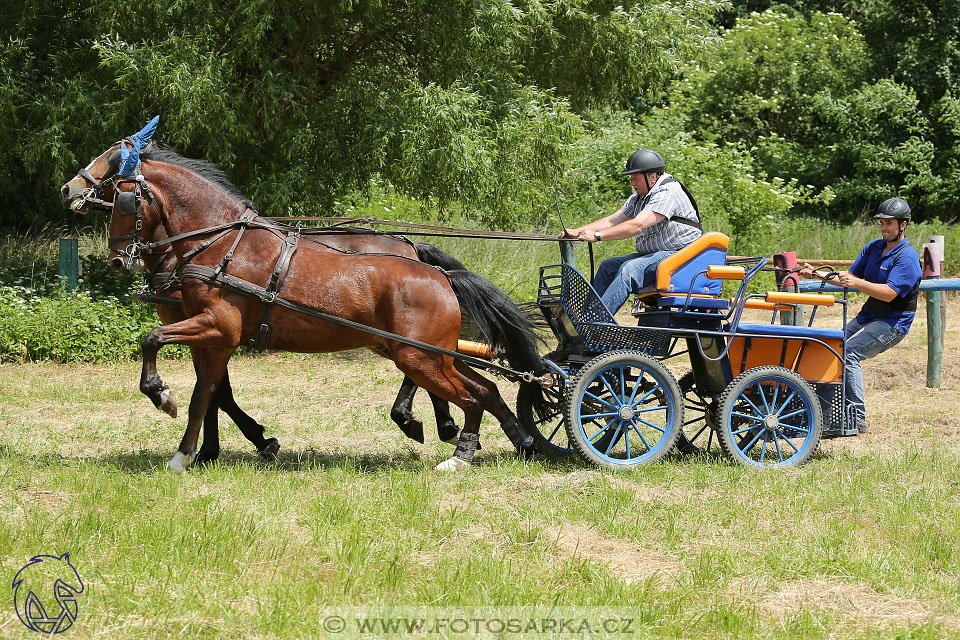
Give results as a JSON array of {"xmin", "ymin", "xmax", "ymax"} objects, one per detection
[{"xmin": 594, "ymin": 231, "xmax": 602, "ymax": 242}]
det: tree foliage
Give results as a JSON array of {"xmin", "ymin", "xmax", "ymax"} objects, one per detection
[
  {"xmin": 673, "ymin": 8, "xmax": 958, "ymax": 221},
  {"xmin": 0, "ymin": 0, "xmax": 722, "ymax": 229}
]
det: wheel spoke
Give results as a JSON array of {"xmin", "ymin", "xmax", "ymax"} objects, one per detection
[
  {"xmin": 731, "ymin": 411, "xmax": 763, "ymax": 424},
  {"xmin": 634, "ymin": 405, "xmax": 667, "ymax": 414},
  {"xmin": 635, "ymin": 417, "xmax": 666, "ymax": 433},
  {"xmin": 775, "ymin": 431, "xmax": 801, "ymax": 453},
  {"xmin": 635, "ymin": 382, "xmax": 663, "ymax": 407},
  {"xmin": 778, "ymin": 408, "xmax": 808, "ymax": 422},
  {"xmin": 772, "ymin": 389, "xmax": 798, "ymax": 415},
  {"xmin": 582, "ymin": 410, "xmax": 619, "ymax": 419},
  {"xmin": 587, "ymin": 418, "xmax": 617, "ymax": 443},
  {"xmin": 740, "ymin": 392, "xmax": 765, "ymax": 417},
  {"xmin": 629, "ymin": 421, "xmax": 652, "ymax": 451},
  {"xmin": 585, "ymin": 390, "xmax": 615, "ymax": 409},
  {"xmin": 741, "ymin": 427, "xmax": 765, "ymax": 453},
  {"xmin": 600, "ymin": 373, "xmax": 623, "ymax": 403},
  {"xmin": 751, "ymin": 383, "xmax": 771, "ymax": 414},
  {"xmin": 601, "ymin": 423, "xmax": 623, "ymax": 455}
]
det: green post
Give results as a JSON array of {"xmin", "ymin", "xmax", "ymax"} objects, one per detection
[
  {"xmin": 926, "ymin": 288, "xmax": 943, "ymax": 388},
  {"xmin": 58, "ymin": 238, "xmax": 79, "ymax": 291}
]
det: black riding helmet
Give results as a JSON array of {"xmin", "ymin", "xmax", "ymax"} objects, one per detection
[
  {"xmin": 622, "ymin": 149, "xmax": 665, "ymax": 175},
  {"xmin": 875, "ymin": 197, "xmax": 911, "ymax": 220}
]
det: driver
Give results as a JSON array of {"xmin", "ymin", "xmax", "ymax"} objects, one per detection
[
  {"xmin": 801, "ymin": 197, "xmax": 922, "ymax": 433},
  {"xmin": 562, "ymin": 149, "xmax": 702, "ymax": 314}
]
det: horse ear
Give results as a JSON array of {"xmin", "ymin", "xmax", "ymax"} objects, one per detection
[
  {"xmin": 118, "ymin": 139, "xmax": 142, "ymax": 176},
  {"xmin": 135, "ymin": 115, "xmax": 160, "ymax": 145}
]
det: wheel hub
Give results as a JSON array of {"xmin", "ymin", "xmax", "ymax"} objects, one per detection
[
  {"xmin": 763, "ymin": 414, "xmax": 779, "ymax": 430},
  {"xmin": 618, "ymin": 405, "xmax": 635, "ymax": 421}
]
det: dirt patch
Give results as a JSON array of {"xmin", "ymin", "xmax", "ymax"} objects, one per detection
[
  {"xmin": 758, "ymin": 578, "xmax": 960, "ymax": 631},
  {"xmin": 543, "ymin": 522, "xmax": 685, "ymax": 583}
]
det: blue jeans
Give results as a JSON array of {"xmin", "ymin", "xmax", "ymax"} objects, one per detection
[
  {"xmin": 844, "ymin": 317, "xmax": 906, "ymax": 427},
  {"xmin": 594, "ymin": 250, "xmax": 677, "ymax": 314}
]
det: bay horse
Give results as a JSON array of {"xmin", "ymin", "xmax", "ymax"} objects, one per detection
[
  {"xmin": 140, "ymin": 221, "xmax": 469, "ymax": 464},
  {"xmin": 62, "ymin": 131, "xmax": 548, "ymax": 472}
]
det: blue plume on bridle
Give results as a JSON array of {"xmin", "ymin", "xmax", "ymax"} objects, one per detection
[{"xmin": 118, "ymin": 115, "xmax": 160, "ymax": 176}]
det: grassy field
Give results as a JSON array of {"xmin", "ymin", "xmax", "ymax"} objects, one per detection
[{"xmin": 1, "ymin": 293, "xmax": 959, "ymax": 638}]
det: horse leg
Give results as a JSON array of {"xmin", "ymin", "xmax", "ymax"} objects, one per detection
[
  {"xmin": 452, "ymin": 360, "xmax": 534, "ymax": 457},
  {"xmin": 393, "ymin": 353, "xmax": 515, "ymax": 471},
  {"xmin": 140, "ymin": 332, "xmax": 178, "ymax": 418},
  {"xmin": 390, "ymin": 376, "xmax": 461, "ymax": 445},
  {"xmin": 390, "ymin": 377, "xmax": 425, "ymax": 444},
  {"xmin": 214, "ymin": 369, "xmax": 280, "ymax": 460},
  {"xmin": 429, "ymin": 392, "xmax": 460, "ymax": 444},
  {"xmin": 169, "ymin": 346, "xmax": 235, "ymax": 473},
  {"xmin": 195, "ymin": 386, "xmax": 221, "ymax": 465},
  {"xmin": 138, "ymin": 312, "xmax": 242, "ymax": 472}
]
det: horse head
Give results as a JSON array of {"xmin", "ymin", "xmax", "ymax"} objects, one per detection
[{"xmin": 60, "ymin": 116, "xmax": 163, "ymax": 273}]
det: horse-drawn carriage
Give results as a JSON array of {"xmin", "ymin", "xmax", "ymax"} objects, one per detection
[
  {"xmin": 522, "ymin": 231, "xmax": 861, "ymax": 469},
  {"xmin": 61, "ymin": 118, "xmax": 862, "ymax": 472}
]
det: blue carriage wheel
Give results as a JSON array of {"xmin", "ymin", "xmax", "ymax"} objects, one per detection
[
  {"xmin": 717, "ymin": 366, "xmax": 823, "ymax": 469},
  {"xmin": 563, "ymin": 350, "xmax": 683, "ymax": 470}
]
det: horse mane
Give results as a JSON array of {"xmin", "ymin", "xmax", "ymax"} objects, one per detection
[{"xmin": 142, "ymin": 140, "xmax": 254, "ymax": 209}]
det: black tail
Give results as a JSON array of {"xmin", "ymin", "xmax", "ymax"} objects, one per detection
[
  {"xmin": 413, "ymin": 242, "xmax": 467, "ymax": 271},
  {"xmin": 445, "ymin": 270, "xmax": 551, "ymax": 421}
]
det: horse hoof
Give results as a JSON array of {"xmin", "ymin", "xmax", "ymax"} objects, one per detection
[
  {"xmin": 435, "ymin": 457, "xmax": 471, "ymax": 472},
  {"xmin": 168, "ymin": 451, "xmax": 195, "ymax": 474},
  {"xmin": 159, "ymin": 387, "xmax": 178, "ymax": 418},
  {"xmin": 194, "ymin": 449, "xmax": 219, "ymax": 466},
  {"xmin": 518, "ymin": 444, "xmax": 536, "ymax": 461},
  {"xmin": 260, "ymin": 438, "xmax": 280, "ymax": 461},
  {"xmin": 402, "ymin": 419, "xmax": 425, "ymax": 444},
  {"xmin": 436, "ymin": 422, "xmax": 460, "ymax": 443}
]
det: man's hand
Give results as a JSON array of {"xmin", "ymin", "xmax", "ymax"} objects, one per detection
[
  {"xmin": 798, "ymin": 262, "xmax": 816, "ymax": 279},
  {"xmin": 560, "ymin": 228, "xmax": 580, "ymax": 239},
  {"xmin": 835, "ymin": 270, "xmax": 860, "ymax": 288}
]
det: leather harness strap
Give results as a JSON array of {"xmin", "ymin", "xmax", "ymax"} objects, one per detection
[{"xmin": 250, "ymin": 226, "xmax": 301, "ymax": 351}]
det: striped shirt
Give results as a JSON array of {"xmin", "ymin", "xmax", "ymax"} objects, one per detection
[{"xmin": 619, "ymin": 173, "xmax": 701, "ymax": 254}]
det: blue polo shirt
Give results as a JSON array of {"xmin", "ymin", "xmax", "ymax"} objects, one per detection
[{"xmin": 849, "ymin": 237, "xmax": 922, "ymax": 334}]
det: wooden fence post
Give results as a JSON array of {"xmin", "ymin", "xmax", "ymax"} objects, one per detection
[{"xmin": 922, "ymin": 243, "xmax": 943, "ymax": 388}]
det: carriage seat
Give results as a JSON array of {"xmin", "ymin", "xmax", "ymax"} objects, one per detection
[
  {"xmin": 632, "ymin": 232, "xmax": 731, "ymax": 314},
  {"xmin": 732, "ymin": 323, "xmax": 843, "ymax": 342}
]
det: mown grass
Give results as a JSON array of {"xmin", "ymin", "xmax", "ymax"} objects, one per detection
[{"xmin": 2, "ymin": 295, "xmax": 959, "ymax": 638}]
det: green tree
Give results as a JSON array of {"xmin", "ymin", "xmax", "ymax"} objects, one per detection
[
  {"xmin": 0, "ymin": 0, "xmax": 723, "ymax": 230},
  {"xmin": 673, "ymin": 9, "xmax": 952, "ymax": 221}
]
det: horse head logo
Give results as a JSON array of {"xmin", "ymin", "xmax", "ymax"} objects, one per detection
[{"xmin": 12, "ymin": 553, "xmax": 85, "ymax": 634}]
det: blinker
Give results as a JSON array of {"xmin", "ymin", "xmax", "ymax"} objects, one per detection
[{"xmin": 116, "ymin": 191, "xmax": 138, "ymax": 214}]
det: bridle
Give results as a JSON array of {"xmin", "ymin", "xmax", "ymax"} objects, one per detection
[{"xmin": 72, "ymin": 137, "xmax": 165, "ymax": 270}]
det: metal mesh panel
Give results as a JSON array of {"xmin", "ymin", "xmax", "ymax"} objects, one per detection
[
  {"xmin": 814, "ymin": 382, "xmax": 843, "ymax": 434},
  {"xmin": 539, "ymin": 265, "xmax": 672, "ymax": 356}
]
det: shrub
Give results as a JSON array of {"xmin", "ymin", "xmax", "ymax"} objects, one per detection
[{"xmin": 0, "ymin": 285, "xmax": 163, "ymax": 363}]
